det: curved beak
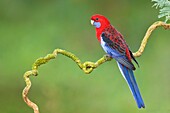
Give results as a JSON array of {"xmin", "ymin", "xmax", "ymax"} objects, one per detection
[{"xmin": 91, "ymin": 20, "xmax": 94, "ymax": 25}]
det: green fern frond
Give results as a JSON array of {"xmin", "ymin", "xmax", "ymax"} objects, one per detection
[{"xmin": 152, "ymin": 0, "xmax": 170, "ymax": 23}]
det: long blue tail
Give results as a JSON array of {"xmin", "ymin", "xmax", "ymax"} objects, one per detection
[{"xmin": 117, "ymin": 62, "xmax": 145, "ymax": 108}]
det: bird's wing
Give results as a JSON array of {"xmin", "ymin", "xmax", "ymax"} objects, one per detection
[{"xmin": 101, "ymin": 30, "xmax": 136, "ymax": 70}]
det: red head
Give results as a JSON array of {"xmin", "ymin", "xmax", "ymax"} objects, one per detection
[{"xmin": 91, "ymin": 14, "xmax": 111, "ymax": 41}]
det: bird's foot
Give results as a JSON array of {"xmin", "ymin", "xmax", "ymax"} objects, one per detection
[{"xmin": 104, "ymin": 54, "xmax": 112, "ymax": 61}]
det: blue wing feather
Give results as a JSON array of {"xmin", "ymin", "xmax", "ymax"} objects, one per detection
[{"xmin": 101, "ymin": 36, "xmax": 135, "ymax": 70}]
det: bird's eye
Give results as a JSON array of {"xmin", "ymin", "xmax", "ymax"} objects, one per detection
[{"xmin": 96, "ymin": 18, "xmax": 99, "ymax": 21}]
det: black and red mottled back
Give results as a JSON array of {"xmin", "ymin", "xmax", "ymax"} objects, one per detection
[{"xmin": 102, "ymin": 25, "xmax": 130, "ymax": 59}]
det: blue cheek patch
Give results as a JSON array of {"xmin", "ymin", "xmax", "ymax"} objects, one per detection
[{"xmin": 94, "ymin": 22, "xmax": 101, "ymax": 28}]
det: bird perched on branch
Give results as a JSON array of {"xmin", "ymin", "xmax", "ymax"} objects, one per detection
[{"xmin": 90, "ymin": 14, "xmax": 145, "ymax": 108}]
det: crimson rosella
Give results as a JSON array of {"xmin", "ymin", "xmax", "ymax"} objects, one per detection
[{"xmin": 90, "ymin": 14, "xmax": 145, "ymax": 108}]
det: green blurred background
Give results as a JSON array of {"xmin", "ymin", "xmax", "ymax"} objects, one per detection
[{"xmin": 0, "ymin": 0, "xmax": 170, "ymax": 113}]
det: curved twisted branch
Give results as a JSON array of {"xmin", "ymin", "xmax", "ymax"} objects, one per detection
[
  {"xmin": 22, "ymin": 21, "xmax": 170, "ymax": 113},
  {"xmin": 22, "ymin": 70, "xmax": 39, "ymax": 113},
  {"xmin": 133, "ymin": 21, "xmax": 170, "ymax": 57}
]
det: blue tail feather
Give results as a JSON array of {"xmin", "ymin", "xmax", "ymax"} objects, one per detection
[{"xmin": 117, "ymin": 62, "xmax": 145, "ymax": 108}]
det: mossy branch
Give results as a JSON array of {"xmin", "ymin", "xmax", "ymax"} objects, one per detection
[
  {"xmin": 32, "ymin": 49, "xmax": 112, "ymax": 74},
  {"xmin": 22, "ymin": 21, "xmax": 170, "ymax": 113}
]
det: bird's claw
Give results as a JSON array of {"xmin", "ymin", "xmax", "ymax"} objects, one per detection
[{"xmin": 104, "ymin": 54, "xmax": 112, "ymax": 61}]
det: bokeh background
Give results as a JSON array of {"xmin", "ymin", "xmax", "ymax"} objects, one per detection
[{"xmin": 0, "ymin": 0, "xmax": 170, "ymax": 113}]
